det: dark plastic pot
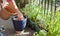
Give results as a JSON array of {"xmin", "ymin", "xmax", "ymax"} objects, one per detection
[{"xmin": 12, "ymin": 16, "xmax": 27, "ymax": 31}]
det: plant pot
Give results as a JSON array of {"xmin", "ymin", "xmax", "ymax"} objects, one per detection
[
  {"xmin": 0, "ymin": 9, "xmax": 11, "ymax": 20},
  {"xmin": 12, "ymin": 16, "xmax": 27, "ymax": 31}
]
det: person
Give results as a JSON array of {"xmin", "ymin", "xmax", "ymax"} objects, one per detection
[{"xmin": 0, "ymin": 0, "xmax": 25, "ymax": 34}]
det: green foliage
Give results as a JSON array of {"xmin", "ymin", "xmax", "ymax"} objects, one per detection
[
  {"xmin": 35, "ymin": 30, "xmax": 47, "ymax": 36},
  {"xmin": 21, "ymin": 2, "xmax": 41, "ymax": 22},
  {"xmin": 35, "ymin": 10, "xmax": 60, "ymax": 36},
  {"xmin": 15, "ymin": 0, "xmax": 60, "ymax": 36}
]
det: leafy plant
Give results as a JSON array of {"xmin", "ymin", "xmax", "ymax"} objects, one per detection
[
  {"xmin": 35, "ymin": 30, "xmax": 47, "ymax": 36},
  {"xmin": 15, "ymin": 0, "xmax": 60, "ymax": 36}
]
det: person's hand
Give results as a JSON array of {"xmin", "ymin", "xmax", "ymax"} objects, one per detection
[
  {"xmin": 1, "ymin": 2, "xmax": 9, "ymax": 8},
  {"xmin": 2, "ymin": 2, "xmax": 16, "ymax": 13},
  {"xmin": 13, "ymin": 12, "xmax": 24, "ymax": 20},
  {"xmin": 4, "ymin": 2, "xmax": 16, "ymax": 13},
  {"xmin": 4, "ymin": 2, "xmax": 24, "ymax": 20}
]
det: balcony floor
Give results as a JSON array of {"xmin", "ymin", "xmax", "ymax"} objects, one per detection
[{"xmin": 0, "ymin": 18, "xmax": 34, "ymax": 36}]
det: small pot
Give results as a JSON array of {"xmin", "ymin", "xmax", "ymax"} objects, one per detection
[{"xmin": 12, "ymin": 16, "xmax": 27, "ymax": 31}]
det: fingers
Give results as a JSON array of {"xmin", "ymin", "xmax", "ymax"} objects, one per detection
[
  {"xmin": 16, "ymin": 14, "xmax": 24, "ymax": 20},
  {"xmin": 16, "ymin": 13, "xmax": 24, "ymax": 20},
  {"xmin": 2, "ymin": 2, "xmax": 9, "ymax": 8},
  {"xmin": 13, "ymin": 12, "xmax": 24, "ymax": 20}
]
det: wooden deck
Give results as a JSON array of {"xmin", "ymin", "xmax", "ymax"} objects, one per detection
[{"xmin": 0, "ymin": 18, "xmax": 35, "ymax": 36}]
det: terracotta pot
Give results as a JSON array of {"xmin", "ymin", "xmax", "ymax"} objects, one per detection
[{"xmin": 0, "ymin": 8, "xmax": 11, "ymax": 20}]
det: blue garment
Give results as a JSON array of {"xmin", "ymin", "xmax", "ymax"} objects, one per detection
[{"xmin": 0, "ymin": 32, "xmax": 3, "ymax": 36}]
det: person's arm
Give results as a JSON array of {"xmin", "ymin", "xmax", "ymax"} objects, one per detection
[{"xmin": 12, "ymin": 0, "xmax": 24, "ymax": 20}]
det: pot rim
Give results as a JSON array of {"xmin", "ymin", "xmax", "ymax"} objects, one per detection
[{"xmin": 12, "ymin": 16, "xmax": 27, "ymax": 21}]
